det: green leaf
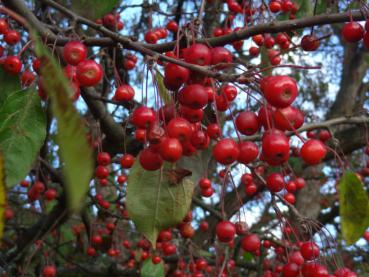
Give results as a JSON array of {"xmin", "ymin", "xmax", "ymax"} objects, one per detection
[
  {"xmin": 155, "ymin": 70, "xmax": 172, "ymax": 105},
  {"xmin": 140, "ymin": 259, "xmax": 164, "ymax": 277},
  {"xmin": 0, "ymin": 89, "xmax": 46, "ymax": 187},
  {"xmin": 243, "ymin": 252, "xmax": 254, "ymax": 262},
  {"xmin": 33, "ymin": 33, "xmax": 93, "ymax": 213},
  {"xmin": 315, "ymin": 0, "xmax": 327, "ymax": 14},
  {"xmin": 0, "ymin": 68, "xmax": 21, "ymax": 104},
  {"xmin": 126, "ymin": 160, "xmax": 194, "ymax": 247},
  {"xmin": 58, "ymin": 0, "xmax": 119, "ymax": 20},
  {"xmin": 339, "ymin": 171, "xmax": 369, "ymax": 245},
  {"xmin": 295, "ymin": 0, "xmax": 313, "ymax": 19},
  {"xmin": 178, "ymin": 148, "xmax": 212, "ymax": 184},
  {"xmin": 0, "ymin": 153, "xmax": 6, "ymax": 242}
]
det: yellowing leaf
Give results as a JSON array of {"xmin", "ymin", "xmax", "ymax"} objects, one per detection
[
  {"xmin": 339, "ymin": 171, "xmax": 369, "ymax": 245},
  {"xmin": 126, "ymin": 160, "xmax": 194, "ymax": 247},
  {"xmin": 33, "ymin": 33, "xmax": 93, "ymax": 213}
]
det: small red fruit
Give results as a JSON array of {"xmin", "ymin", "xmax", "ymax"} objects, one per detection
[
  {"xmin": 300, "ymin": 241, "xmax": 320, "ymax": 260},
  {"xmin": 97, "ymin": 152, "xmax": 111, "ymax": 165},
  {"xmin": 113, "ymin": 85, "xmax": 135, "ymax": 102},
  {"xmin": 342, "ymin": 22, "xmax": 364, "ymax": 42},
  {"xmin": 76, "ymin": 60, "xmax": 103, "ymax": 87},
  {"xmin": 241, "ymin": 234, "xmax": 260, "ymax": 252},
  {"xmin": 179, "ymin": 84, "xmax": 208, "ymax": 109},
  {"xmin": 184, "ymin": 44, "xmax": 211, "ymax": 66},
  {"xmin": 300, "ymin": 139, "xmax": 327, "ymax": 165},
  {"xmin": 63, "ymin": 41, "xmax": 87, "ymax": 65},
  {"xmin": 4, "ymin": 30, "xmax": 20, "ymax": 45},
  {"xmin": 44, "ymin": 188, "xmax": 57, "ymax": 201},
  {"xmin": 42, "ymin": 265, "xmax": 56, "ymax": 277},
  {"xmin": 159, "ymin": 137, "xmax": 183, "ymax": 162},
  {"xmin": 301, "ymin": 35, "xmax": 320, "ymax": 51},
  {"xmin": 132, "ymin": 106, "xmax": 156, "ymax": 129},
  {"xmin": 260, "ymin": 76, "xmax": 298, "ymax": 108},
  {"xmin": 235, "ymin": 111, "xmax": 260, "ymax": 135},
  {"xmin": 237, "ymin": 141, "xmax": 259, "ymax": 164},
  {"xmin": 139, "ymin": 148, "xmax": 163, "ymax": 171},
  {"xmin": 216, "ymin": 221, "xmax": 236, "ymax": 243},
  {"xmin": 121, "ymin": 154, "xmax": 135, "ymax": 168},
  {"xmin": 266, "ymin": 173, "xmax": 285, "ymax": 193},
  {"xmin": 212, "ymin": 138, "xmax": 239, "ymax": 165},
  {"xmin": 3, "ymin": 56, "xmax": 22, "ymax": 75}
]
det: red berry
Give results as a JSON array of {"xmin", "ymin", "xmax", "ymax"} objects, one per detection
[
  {"xmin": 201, "ymin": 187, "xmax": 214, "ymax": 197},
  {"xmin": 282, "ymin": 262, "xmax": 300, "ymax": 277},
  {"xmin": 300, "ymin": 139, "xmax": 327, "ymax": 165},
  {"xmin": 42, "ymin": 265, "xmax": 56, "ymax": 277},
  {"xmin": 87, "ymin": 247, "xmax": 96, "ymax": 256},
  {"xmin": 318, "ymin": 130, "xmax": 331, "ymax": 142},
  {"xmin": 262, "ymin": 129, "xmax": 290, "ymax": 165},
  {"xmin": 288, "ymin": 251, "xmax": 304, "ymax": 266},
  {"xmin": 0, "ymin": 19, "xmax": 9, "ymax": 34},
  {"xmin": 269, "ymin": 1, "xmax": 282, "ymax": 13},
  {"xmin": 260, "ymin": 76, "xmax": 298, "ymax": 108},
  {"xmin": 132, "ymin": 106, "xmax": 156, "ymax": 129},
  {"xmin": 212, "ymin": 138, "xmax": 239, "ymax": 165},
  {"xmin": 216, "ymin": 221, "xmax": 236, "ymax": 243},
  {"xmin": 164, "ymin": 63, "xmax": 190, "ymax": 90},
  {"xmin": 121, "ymin": 154, "xmax": 135, "ymax": 168},
  {"xmin": 190, "ymin": 129, "xmax": 209, "ymax": 149},
  {"xmin": 97, "ymin": 152, "xmax": 111, "ymax": 165},
  {"xmin": 63, "ymin": 41, "xmax": 87, "ymax": 65},
  {"xmin": 284, "ymin": 193, "xmax": 295, "ymax": 204},
  {"xmin": 4, "ymin": 30, "xmax": 20, "ymax": 45},
  {"xmin": 152, "ymin": 255, "xmax": 161, "ymax": 264},
  {"xmin": 3, "ymin": 56, "xmax": 22, "ymax": 75},
  {"xmin": 285, "ymin": 181, "xmax": 297, "ymax": 193},
  {"xmin": 266, "ymin": 173, "xmax": 284, "ymax": 193},
  {"xmin": 199, "ymin": 221, "xmax": 209, "ymax": 231},
  {"xmin": 76, "ymin": 60, "xmax": 103, "ymax": 87},
  {"xmin": 159, "ymin": 137, "xmax": 183, "ymax": 162},
  {"xmin": 342, "ymin": 22, "xmax": 364, "ymax": 42},
  {"xmin": 166, "ymin": 20, "xmax": 178, "ymax": 33},
  {"xmin": 237, "ymin": 141, "xmax": 259, "ymax": 164},
  {"xmin": 117, "ymin": 175, "xmax": 127, "ymax": 184},
  {"xmin": 274, "ymin": 106, "xmax": 304, "ymax": 131},
  {"xmin": 249, "ymin": 46, "xmax": 260, "ymax": 57},
  {"xmin": 301, "ymin": 35, "xmax": 320, "ymax": 51},
  {"xmin": 91, "ymin": 234, "xmax": 103, "ymax": 244},
  {"xmin": 145, "ymin": 31, "xmax": 158, "ymax": 44},
  {"xmin": 184, "ymin": 44, "xmax": 211, "ymax": 66},
  {"xmin": 139, "ymin": 148, "xmax": 163, "ymax": 171},
  {"xmin": 95, "ymin": 165, "xmax": 109, "ymax": 179},
  {"xmin": 113, "ymin": 85, "xmax": 135, "ymax": 102},
  {"xmin": 235, "ymin": 111, "xmax": 260, "ymax": 135},
  {"xmin": 21, "ymin": 70, "xmax": 36, "ymax": 87},
  {"xmin": 34, "ymin": 181, "xmax": 46, "ymax": 193},
  {"xmin": 210, "ymin": 47, "xmax": 232, "ymax": 68},
  {"xmin": 167, "ymin": 117, "xmax": 193, "ymax": 142},
  {"xmin": 300, "ymin": 241, "xmax": 320, "ymax": 260},
  {"xmin": 206, "ymin": 123, "xmax": 221, "ymax": 139},
  {"xmin": 241, "ymin": 234, "xmax": 260, "ymax": 252},
  {"xmin": 44, "ymin": 188, "xmax": 57, "ymax": 201},
  {"xmin": 179, "ymin": 84, "xmax": 208, "ymax": 109},
  {"xmin": 199, "ymin": 178, "xmax": 211, "ymax": 189}
]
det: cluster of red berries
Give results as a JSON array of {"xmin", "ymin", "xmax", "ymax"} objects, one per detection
[
  {"xmin": 19, "ymin": 180, "xmax": 58, "ymax": 203},
  {"xmin": 96, "ymin": 13, "xmax": 124, "ymax": 31}
]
